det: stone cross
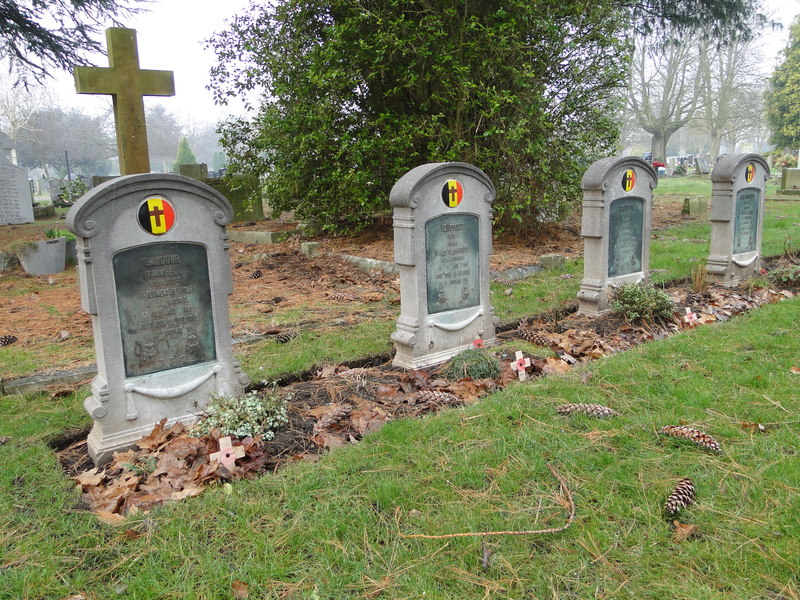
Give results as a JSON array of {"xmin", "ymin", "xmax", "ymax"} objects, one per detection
[
  {"xmin": 210, "ymin": 437, "xmax": 246, "ymax": 468},
  {"xmin": 74, "ymin": 28, "xmax": 175, "ymax": 175}
]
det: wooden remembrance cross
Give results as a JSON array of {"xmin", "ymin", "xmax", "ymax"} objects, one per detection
[{"xmin": 74, "ymin": 28, "xmax": 175, "ymax": 175}]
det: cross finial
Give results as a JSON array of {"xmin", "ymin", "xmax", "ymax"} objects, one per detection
[{"xmin": 73, "ymin": 28, "xmax": 175, "ymax": 175}]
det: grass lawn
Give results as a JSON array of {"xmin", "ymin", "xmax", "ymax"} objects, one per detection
[{"xmin": 1, "ymin": 295, "xmax": 798, "ymax": 599}]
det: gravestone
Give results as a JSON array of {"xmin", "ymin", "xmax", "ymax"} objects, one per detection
[
  {"xmin": 706, "ymin": 154, "xmax": 770, "ymax": 286},
  {"xmin": 577, "ymin": 156, "xmax": 657, "ymax": 316},
  {"xmin": 778, "ymin": 168, "xmax": 800, "ymax": 196},
  {"xmin": 695, "ymin": 156, "xmax": 711, "ymax": 175},
  {"xmin": 179, "ymin": 163, "xmax": 209, "ymax": 180},
  {"xmin": 49, "ymin": 178, "xmax": 67, "ymax": 204},
  {"xmin": 391, "ymin": 162, "xmax": 497, "ymax": 369},
  {"xmin": 74, "ymin": 28, "xmax": 175, "ymax": 175},
  {"xmin": 66, "ymin": 173, "xmax": 249, "ymax": 464},
  {"xmin": 0, "ymin": 157, "xmax": 34, "ymax": 225}
]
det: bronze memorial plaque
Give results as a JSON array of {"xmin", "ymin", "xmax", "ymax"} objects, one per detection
[
  {"xmin": 113, "ymin": 242, "xmax": 216, "ymax": 377},
  {"xmin": 733, "ymin": 189, "xmax": 759, "ymax": 255},
  {"xmin": 425, "ymin": 213, "xmax": 480, "ymax": 314},
  {"xmin": 608, "ymin": 196, "xmax": 644, "ymax": 277}
]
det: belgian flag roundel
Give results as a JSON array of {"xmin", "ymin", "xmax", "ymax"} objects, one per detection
[
  {"xmin": 441, "ymin": 179, "xmax": 464, "ymax": 208},
  {"xmin": 137, "ymin": 197, "xmax": 175, "ymax": 235},
  {"xmin": 621, "ymin": 169, "xmax": 636, "ymax": 192},
  {"xmin": 745, "ymin": 163, "xmax": 755, "ymax": 183}
]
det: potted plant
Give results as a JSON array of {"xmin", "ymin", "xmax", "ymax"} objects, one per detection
[{"xmin": 10, "ymin": 231, "xmax": 67, "ymax": 275}]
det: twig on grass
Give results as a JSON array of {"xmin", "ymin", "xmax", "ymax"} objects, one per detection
[{"xmin": 399, "ymin": 463, "xmax": 575, "ymax": 540}]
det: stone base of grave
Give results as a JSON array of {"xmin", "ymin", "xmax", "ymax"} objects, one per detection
[
  {"xmin": 577, "ymin": 279, "xmax": 609, "ymax": 317},
  {"xmin": 85, "ymin": 413, "xmax": 200, "ymax": 465},
  {"xmin": 392, "ymin": 341, "xmax": 478, "ymax": 371},
  {"xmin": 706, "ymin": 253, "xmax": 761, "ymax": 287}
]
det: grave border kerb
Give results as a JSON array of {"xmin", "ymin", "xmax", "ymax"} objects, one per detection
[{"xmin": 66, "ymin": 173, "xmax": 233, "ymax": 239}]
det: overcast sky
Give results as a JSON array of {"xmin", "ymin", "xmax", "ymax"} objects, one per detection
[
  {"xmin": 51, "ymin": 0, "xmax": 252, "ymax": 124},
  {"xmin": 46, "ymin": 0, "xmax": 800, "ymax": 126}
]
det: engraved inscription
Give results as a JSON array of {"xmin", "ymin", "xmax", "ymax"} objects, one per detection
[
  {"xmin": 114, "ymin": 242, "xmax": 216, "ymax": 377},
  {"xmin": 608, "ymin": 196, "xmax": 644, "ymax": 277},
  {"xmin": 425, "ymin": 214, "xmax": 479, "ymax": 314},
  {"xmin": 0, "ymin": 163, "xmax": 30, "ymax": 225},
  {"xmin": 733, "ymin": 189, "xmax": 759, "ymax": 255}
]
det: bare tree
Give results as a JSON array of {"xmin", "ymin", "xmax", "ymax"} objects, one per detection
[
  {"xmin": 627, "ymin": 33, "xmax": 706, "ymax": 162},
  {"xmin": 696, "ymin": 33, "xmax": 768, "ymax": 160}
]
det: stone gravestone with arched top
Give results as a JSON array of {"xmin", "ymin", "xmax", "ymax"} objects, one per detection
[
  {"xmin": 578, "ymin": 156, "xmax": 658, "ymax": 316},
  {"xmin": 67, "ymin": 174, "xmax": 249, "ymax": 465},
  {"xmin": 391, "ymin": 163, "xmax": 497, "ymax": 369}
]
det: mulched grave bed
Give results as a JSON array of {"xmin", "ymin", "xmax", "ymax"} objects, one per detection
[{"xmin": 56, "ymin": 262, "xmax": 799, "ymax": 522}]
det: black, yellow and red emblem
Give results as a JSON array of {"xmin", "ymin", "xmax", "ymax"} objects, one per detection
[
  {"xmin": 745, "ymin": 163, "xmax": 755, "ymax": 183},
  {"xmin": 622, "ymin": 169, "xmax": 636, "ymax": 192},
  {"xmin": 441, "ymin": 179, "xmax": 464, "ymax": 208},
  {"xmin": 138, "ymin": 197, "xmax": 175, "ymax": 235}
]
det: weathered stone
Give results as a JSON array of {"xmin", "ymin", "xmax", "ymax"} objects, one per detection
[
  {"xmin": 0, "ymin": 156, "xmax": 34, "ymax": 225},
  {"xmin": 300, "ymin": 242, "xmax": 322, "ymax": 257},
  {"xmin": 706, "ymin": 154, "xmax": 770, "ymax": 286},
  {"xmin": 66, "ymin": 174, "xmax": 249, "ymax": 465},
  {"xmin": 179, "ymin": 163, "xmax": 209, "ymax": 180},
  {"xmin": 539, "ymin": 253, "xmax": 566, "ymax": 270},
  {"xmin": 391, "ymin": 162, "xmax": 497, "ymax": 369},
  {"xmin": 74, "ymin": 28, "xmax": 175, "ymax": 175},
  {"xmin": 681, "ymin": 197, "xmax": 708, "ymax": 216},
  {"xmin": 577, "ymin": 156, "xmax": 657, "ymax": 316}
]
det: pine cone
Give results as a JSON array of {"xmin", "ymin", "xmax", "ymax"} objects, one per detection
[
  {"xmin": 661, "ymin": 425, "xmax": 721, "ymax": 453},
  {"xmin": 556, "ymin": 403, "xmax": 619, "ymax": 418},
  {"xmin": 558, "ymin": 273, "xmax": 573, "ymax": 280},
  {"xmin": 664, "ymin": 478, "xmax": 696, "ymax": 516},
  {"xmin": 248, "ymin": 269, "xmax": 263, "ymax": 279},
  {"xmin": 269, "ymin": 296, "xmax": 287, "ymax": 305},
  {"xmin": 275, "ymin": 330, "xmax": 297, "ymax": 344},
  {"xmin": 412, "ymin": 390, "xmax": 460, "ymax": 406},
  {"xmin": 519, "ymin": 328, "xmax": 552, "ymax": 348},
  {"xmin": 0, "ymin": 335, "xmax": 18, "ymax": 347},
  {"xmin": 494, "ymin": 277, "xmax": 515, "ymax": 287},
  {"xmin": 313, "ymin": 404, "xmax": 352, "ymax": 432}
]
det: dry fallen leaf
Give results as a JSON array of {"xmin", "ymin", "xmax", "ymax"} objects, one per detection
[
  {"xmin": 232, "ymin": 580, "xmax": 249, "ymax": 599},
  {"xmin": 671, "ymin": 521, "xmax": 699, "ymax": 543},
  {"xmin": 542, "ymin": 357, "xmax": 571, "ymax": 375},
  {"xmin": 93, "ymin": 510, "xmax": 127, "ymax": 527},
  {"xmin": 790, "ymin": 366, "xmax": 800, "ymax": 375}
]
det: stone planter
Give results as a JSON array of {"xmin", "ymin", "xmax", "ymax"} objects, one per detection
[
  {"xmin": 17, "ymin": 238, "xmax": 66, "ymax": 275},
  {"xmin": 65, "ymin": 239, "xmax": 78, "ymax": 265},
  {"xmin": 0, "ymin": 250, "xmax": 16, "ymax": 272}
]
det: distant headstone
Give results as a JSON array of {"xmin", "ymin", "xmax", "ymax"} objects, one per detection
[
  {"xmin": 577, "ymin": 156, "xmax": 657, "ymax": 316},
  {"xmin": 390, "ymin": 162, "xmax": 497, "ymax": 369},
  {"xmin": 0, "ymin": 157, "xmax": 34, "ymax": 225},
  {"xmin": 666, "ymin": 157, "xmax": 677, "ymax": 175},
  {"xmin": 179, "ymin": 163, "xmax": 209, "ymax": 180},
  {"xmin": 706, "ymin": 154, "xmax": 769, "ymax": 286},
  {"xmin": 204, "ymin": 176, "xmax": 265, "ymax": 222},
  {"xmin": 778, "ymin": 167, "xmax": 800, "ymax": 196},
  {"xmin": 695, "ymin": 155, "xmax": 711, "ymax": 175},
  {"xmin": 74, "ymin": 28, "xmax": 175, "ymax": 175},
  {"xmin": 66, "ymin": 173, "xmax": 250, "ymax": 465},
  {"xmin": 49, "ymin": 178, "xmax": 67, "ymax": 204}
]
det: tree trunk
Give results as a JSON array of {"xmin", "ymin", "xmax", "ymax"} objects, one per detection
[{"xmin": 650, "ymin": 131, "xmax": 667, "ymax": 163}]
